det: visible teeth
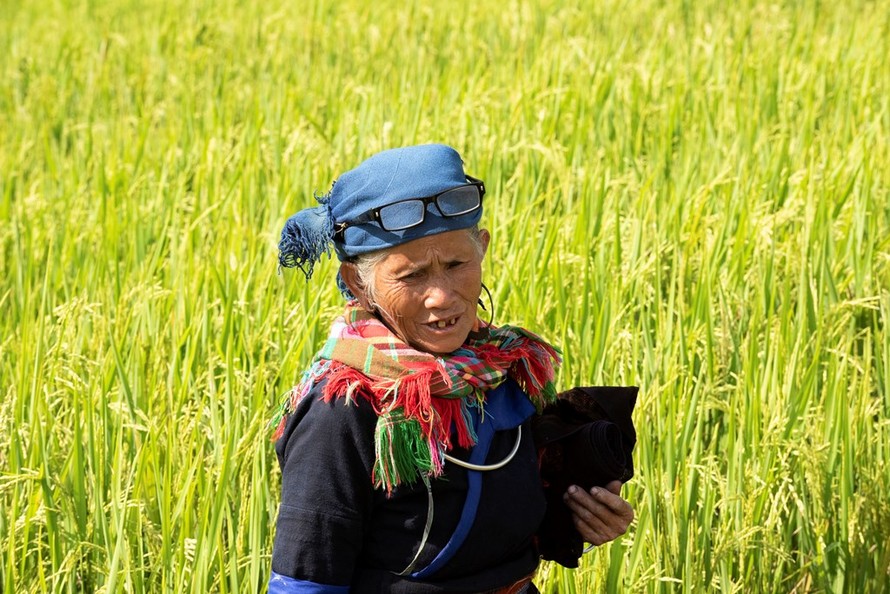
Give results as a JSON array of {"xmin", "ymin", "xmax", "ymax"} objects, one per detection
[{"xmin": 433, "ymin": 318, "xmax": 458, "ymax": 329}]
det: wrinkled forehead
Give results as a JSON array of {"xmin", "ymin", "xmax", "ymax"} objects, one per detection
[{"xmin": 376, "ymin": 228, "xmax": 483, "ymax": 268}]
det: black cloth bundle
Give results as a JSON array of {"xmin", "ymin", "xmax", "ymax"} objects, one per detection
[{"xmin": 532, "ymin": 386, "xmax": 638, "ymax": 568}]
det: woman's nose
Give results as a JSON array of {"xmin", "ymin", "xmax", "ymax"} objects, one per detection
[{"xmin": 424, "ymin": 278, "xmax": 457, "ymax": 310}]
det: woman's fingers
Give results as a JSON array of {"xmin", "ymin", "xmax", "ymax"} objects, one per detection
[
  {"xmin": 595, "ymin": 481, "xmax": 634, "ymax": 516},
  {"xmin": 564, "ymin": 483, "xmax": 633, "ymax": 521},
  {"xmin": 563, "ymin": 483, "xmax": 634, "ymax": 545}
]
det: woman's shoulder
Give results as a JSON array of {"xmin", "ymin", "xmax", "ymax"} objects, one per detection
[
  {"xmin": 271, "ymin": 382, "xmax": 380, "ymax": 584},
  {"xmin": 274, "ymin": 379, "xmax": 380, "ymax": 467}
]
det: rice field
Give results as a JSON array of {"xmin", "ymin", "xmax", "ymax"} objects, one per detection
[{"xmin": 2, "ymin": 0, "xmax": 889, "ymax": 592}]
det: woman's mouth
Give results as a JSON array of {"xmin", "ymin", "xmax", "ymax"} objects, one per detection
[{"xmin": 427, "ymin": 317, "xmax": 459, "ymax": 330}]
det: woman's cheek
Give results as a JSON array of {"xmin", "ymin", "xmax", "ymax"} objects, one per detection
[
  {"xmin": 453, "ymin": 267, "xmax": 482, "ymax": 297},
  {"xmin": 388, "ymin": 284, "xmax": 424, "ymax": 316}
]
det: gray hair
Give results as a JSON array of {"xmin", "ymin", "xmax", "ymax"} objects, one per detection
[{"xmin": 354, "ymin": 225, "xmax": 484, "ymax": 306}]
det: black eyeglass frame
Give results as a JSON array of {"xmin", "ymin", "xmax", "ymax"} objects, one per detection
[{"xmin": 333, "ymin": 175, "xmax": 485, "ymax": 239}]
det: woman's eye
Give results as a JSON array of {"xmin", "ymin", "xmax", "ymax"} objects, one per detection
[{"xmin": 447, "ymin": 261, "xmax": 467, "ymax": 270}]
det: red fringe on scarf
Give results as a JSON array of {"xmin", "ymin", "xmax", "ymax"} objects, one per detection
[{"xmin": 319, "ymin": 363, "xmax": 477, "ymax": 452}]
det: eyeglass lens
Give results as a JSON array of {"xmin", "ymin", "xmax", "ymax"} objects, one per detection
[
  {"xmin": 377, "ymin": 186, "xmax": 481, "ymax": 231},
  {"xmin": 378, "ymin": 201, "xmax": 426, "ymax": 231}
]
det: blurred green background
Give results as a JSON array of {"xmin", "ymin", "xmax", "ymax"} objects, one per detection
[{"xmin": 2, "ymin": 0, "xmax": 888, "ymax": 591}]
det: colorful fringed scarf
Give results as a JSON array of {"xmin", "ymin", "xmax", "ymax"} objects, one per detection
[{"xmin": 271, "ymin": 304, "xmax": 562, "ymax": 494}]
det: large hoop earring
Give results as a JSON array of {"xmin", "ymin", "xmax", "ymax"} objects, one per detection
[{"xmin": 478, "ymin": 282, "xmax": 495, "ymax": 327}]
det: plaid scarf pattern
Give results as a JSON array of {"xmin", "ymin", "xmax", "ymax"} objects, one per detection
[{"xmin": 272, "ymin": 304, "xmax": 562, "ymax": 493}]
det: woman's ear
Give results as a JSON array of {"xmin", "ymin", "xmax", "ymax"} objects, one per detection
[
  {"xmin": 339, "ymin": 263, "xmax": 374, "ymax": 311},
  {"xmin": 479, "ymin": 228, "xmax": 491, "ymax": 257}
]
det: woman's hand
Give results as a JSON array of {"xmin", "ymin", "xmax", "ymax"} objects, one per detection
[{"xmin": 563, "ymin": 480, "xmax": 634, "ymax": 546}]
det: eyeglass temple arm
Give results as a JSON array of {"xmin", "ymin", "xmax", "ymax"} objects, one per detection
[
  {"xmin": 335, "ymin": 210, "xmax": 376, "ymax": 233},
  {"xmin": 466, "ymin": 175, "xmax": 485, "ymax": 195}
]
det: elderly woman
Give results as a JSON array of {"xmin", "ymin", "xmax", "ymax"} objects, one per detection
[{"xmin": 270, "ymin": 144, "xmax": 634, "ymax": 593}]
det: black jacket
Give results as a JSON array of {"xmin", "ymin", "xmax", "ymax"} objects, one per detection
[{"xmin": 271, "ymin": 379, "xmax": 545, "ymax": 592}]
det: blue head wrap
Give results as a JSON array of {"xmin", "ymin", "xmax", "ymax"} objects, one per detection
[{"xmin": 278, "ymin": 144, "xmax": 484, "ymax": 284}]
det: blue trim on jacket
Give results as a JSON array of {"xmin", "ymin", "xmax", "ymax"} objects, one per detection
[
  {"xmin": 411, "ymin": 380, "xmax": 537, "ymax": 578},
  {"xmin": 268, "ymin": 571, "xmax": 350, "ymax": 594}
]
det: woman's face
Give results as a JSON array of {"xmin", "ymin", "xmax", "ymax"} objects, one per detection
[{"xmin": 346, "ymin": 228, "xmax": 490, "ymax": 355}]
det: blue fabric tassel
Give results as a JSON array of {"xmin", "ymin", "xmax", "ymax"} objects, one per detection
[{"xmin": 278, "ymin": 204, "xmax": 334, "ymax": 279}]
